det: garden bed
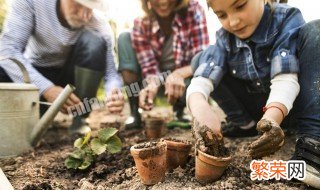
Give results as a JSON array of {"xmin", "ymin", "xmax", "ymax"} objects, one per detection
[{"xmin": 0, "ymin": 105, "xmax": 316, "ymax": 190}]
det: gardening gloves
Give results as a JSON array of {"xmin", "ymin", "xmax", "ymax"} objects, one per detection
[{"xmin": 248, "ymin": 118, "xmax": 285, "ymax": 158}]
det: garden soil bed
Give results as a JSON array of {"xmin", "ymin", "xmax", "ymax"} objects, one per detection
[{"xmin": 0, "ymin": 104, "xmax": 317, "ymax": 190}]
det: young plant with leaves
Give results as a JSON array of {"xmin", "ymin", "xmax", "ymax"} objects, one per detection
[{"xmin": 65, "ymin": 128, "xmax": 122, "ymax": 170}]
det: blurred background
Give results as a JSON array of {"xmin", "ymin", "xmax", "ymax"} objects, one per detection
[{"xmin": 0, "ymin": 0, "xmax": 319, "ymax": 43}]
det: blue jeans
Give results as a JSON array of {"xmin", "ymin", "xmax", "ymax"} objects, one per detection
[{"xmin": 210, "ymin": 20, "xmax": 320, "ymax": 138}]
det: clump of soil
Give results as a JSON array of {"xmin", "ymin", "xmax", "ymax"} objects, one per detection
[
  {"xmin": 192, "ymin": 120, "xmax": 229, "ymax": 157},
  {"xmin": 162, "ymin": 137, "xmax": 192, "ymax": 145},
  {"xmin": 132, "ymin": 142, "xmax": 167, "ymax": 160},
  {"xmin": 134, "ymin": 142, "xmax": 158, "ymax": 149}
]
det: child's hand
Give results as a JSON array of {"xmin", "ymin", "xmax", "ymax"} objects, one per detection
[
  {"xmin": 188, "ymin": 93, "xmax": 222, "ymax": 136},
  {"xmin": 248, "ymin": 118, "xmax": 285, "ymax": 158},
  {"xmin": 192, "ymin": 119, "xmax": 223, "ymax": 153}
]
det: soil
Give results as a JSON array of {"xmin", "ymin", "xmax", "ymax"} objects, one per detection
[
  {"xmin": 162, "ymin": 137, "xmax": 192, "ymax": 145},
  {"xmin": 133, "ymin": 142, "xmax": 159, "ymax": 149},
  {"xmin": 192, "ymin": 120, "xmax": 229, "ymax": 157},
  {"xmin": 0, "ymin": 103, "xmax": 318, "ymax": 190}
]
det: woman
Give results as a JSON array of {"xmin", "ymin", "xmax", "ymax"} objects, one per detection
[{"xmin": 118, "ymin": 0, "xmax": 209, "ymax": 129}]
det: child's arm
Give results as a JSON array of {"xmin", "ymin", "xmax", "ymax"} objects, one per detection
[
  {"xmin": 187, "ymin": 77, "xmax": 222, "ymax": 135},
  {"xmin": 263, "ymin": 73, "xmax": 300, "ymax": 124},
  {"xmin": 262, "ymin": 102, "xmax": 287, "ymax": 124},
  {"xmin": 249, "ymin": 73, "xmax": 299, "ymax": 158}
]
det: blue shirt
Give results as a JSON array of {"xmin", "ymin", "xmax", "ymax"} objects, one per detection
[{"xmin": 194, "ymin": 4, "xmax": 305, "ymax": 93}]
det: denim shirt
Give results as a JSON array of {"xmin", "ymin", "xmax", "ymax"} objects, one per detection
[{"xmin": 194, "ymin": 4, "xmax": 305, "ymax": 93}]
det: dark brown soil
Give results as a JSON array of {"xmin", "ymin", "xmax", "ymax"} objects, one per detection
[
  {"xmin": 0, "ymin": 104, "xmax": 317, "ymax": 190},
  {"xmin": 192, "ymin": 120, "xmax": 229, "ymax": 157},
  {"xmin": 133, "ymin": 142, "xmax": 158, "ymax": 149},
  {"xmin": 163, "ymin": 137, "xmax": 192, "ymax": 145}
]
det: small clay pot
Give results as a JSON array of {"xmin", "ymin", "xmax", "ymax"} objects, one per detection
[
  {"xmin": 162, "ymin": 138, "xmax": 192, "ymax": 171},
  {"xmin": 144, "ymin": 118, "xmax": 166, "ymax": 139},
  {"xmin": 130, "ymin": 141, "xmax": 167, "ymax": 185},
  {"xmin": 195, "ymin": 148, "xmax": 232, "ymax": 184}
]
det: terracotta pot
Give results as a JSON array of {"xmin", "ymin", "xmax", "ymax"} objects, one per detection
[
  {"xmin": 195, "ymin": 148, "xmax": 232, "ymax": 184},
  {"xmin": 130, "ymin": 141, "xmax": 167, "ymax": 185},
  {"xmin": 163, "ymin": 138, "xmax": 192, "ymax": 171},
  {"xmin": 144, "ymin": 118, "xmax": 166, "ymax": 139}
]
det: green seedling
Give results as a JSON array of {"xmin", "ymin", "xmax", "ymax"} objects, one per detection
[{"xmin": 65, "ymin": 128, "xmax": 122, "ymax": 170}]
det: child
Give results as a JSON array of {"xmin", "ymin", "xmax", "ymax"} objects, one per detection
[{"xmin": 186, "ymin": 0, "xmax": 320, "ymax": 188}]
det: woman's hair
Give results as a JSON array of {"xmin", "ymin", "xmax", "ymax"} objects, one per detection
[
  {"xmin": 206, "ymin": 0, "xmax": 274, "ymax": 9},
  {"xmin": 141, "ymin": 0, "xmax": 190, "ymax": 18}
]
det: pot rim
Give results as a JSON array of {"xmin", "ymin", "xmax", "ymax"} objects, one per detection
[
  {"xmin": 196, "ymin": 148, "xmax": 232, "ymax": 166},
  {"xmin": 130, "ymin": 141, "xmax": 167, "ymax": 156},
  {"xmin": 162, "ymin": 138, "xmax": 192, "ymax": 151}
]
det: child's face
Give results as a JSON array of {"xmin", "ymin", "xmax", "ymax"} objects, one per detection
[
  {"xmin": 149, "ymin": 0, "xmax": 177, "ymax": 18},
  {"xmin": 209, "ymin": 0, "xmax": 265, "ymax": 39}
]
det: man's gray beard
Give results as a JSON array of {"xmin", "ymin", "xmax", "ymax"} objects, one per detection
[{"xmin": 66, "ymin": 16, "xmax": 86, "ymax": 29}]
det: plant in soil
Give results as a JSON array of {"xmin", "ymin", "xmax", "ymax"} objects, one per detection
[{"xmin": 65, "ymin": 127, "xmax": 122, "ymax": 170}]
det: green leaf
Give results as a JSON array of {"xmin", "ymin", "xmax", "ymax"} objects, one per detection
[
  {"xmin": 74, "ymin": 138, "xmax": 84, "ymax": 149},
  {"xmin": 82, "ymin": 131, "xmax": 91, "ymax": 145},
  {"xmin": 74, "ymin": 132, "xmax": 91, "ymax": 149},
  {"xmin": 98, "ymin": 128, "xmax": 118, "ymax": 143},
  {"xmin": 106, "ymin": 136, "xmax": 122, "ymax": 154},
  {"xmin": 78, "ymin": 160, "xmax": 91, "ymax": 170},
  {"xmin": 68, "ymin": 149, "xmax": 84, "ymax": 159},
  {"xmin": 65, "ymin": 157, "xmax": 82, "ymax": 169},
  {"xmin": 91, "ymin": 138, "xmax": 107, "ymax": 155},
  {"xmin": 78, "ymin": 153, "xmax": 94, "ymax": 170}
]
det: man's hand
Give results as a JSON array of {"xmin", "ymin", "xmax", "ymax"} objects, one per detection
[
  {"xmin": 106, "ymin": 89, "xmax": 124, "ymax": 114},
  {"xmin": 165, "ymin": 71, "xmax": 185, "ymax": 105},
  {"xmin": 43, "ymin": 85, "xmax": 80, "ymax": 114},
  {"xmin": 249, "ymin": 118, "xmax": 285, "ymax": 158},
  {"xmin": 139, "ymin": 81, "xmax": 159, "ymax": 111}
]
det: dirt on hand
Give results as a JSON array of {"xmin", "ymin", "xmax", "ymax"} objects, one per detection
[
  {"xmin": 192, "ymin": 120, "xmax": 229, "ymax": 157},
  {"xmin": 248, "ymin": 118, "xmax": 285, "ymax": 158}
]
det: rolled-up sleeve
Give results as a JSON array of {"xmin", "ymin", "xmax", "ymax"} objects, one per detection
[
  {"xmin": 193, "ymin": 34, "xmax": 227, "ymax": 88},
  {"xmin": 270, "ymin": 7, "xmax": 305, "ymax": 78}
]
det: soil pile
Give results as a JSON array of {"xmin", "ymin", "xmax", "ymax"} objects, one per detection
[{"xmin": 192, "ymin": 120, "xmax": 229, "ymax": 157}]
